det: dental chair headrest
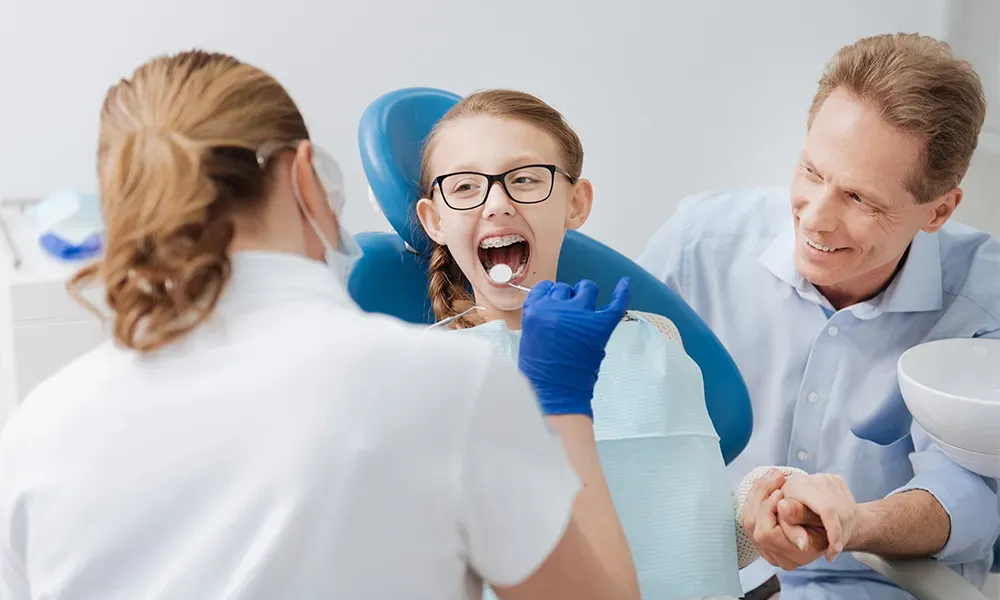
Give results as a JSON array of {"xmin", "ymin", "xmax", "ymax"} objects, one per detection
[{"xmin": 358, "ymin": 87, "xmax": 461, "ymax": 255}]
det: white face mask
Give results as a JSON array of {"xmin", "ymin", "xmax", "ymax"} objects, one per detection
[{"xmin": 288, "ymin": 145, "xmax": 364, "ymax": 286}]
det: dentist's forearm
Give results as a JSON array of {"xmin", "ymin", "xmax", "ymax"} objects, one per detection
[
  {"xmin": 848, "ymin": 490, "xmax": 950, "ymax": 556},
  {"xmin": 547, "ymin": 415, "xmax": 639, "ymax": 598}
]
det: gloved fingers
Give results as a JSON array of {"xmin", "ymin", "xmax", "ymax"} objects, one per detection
[
  {"xmin": 524, "ymin": 280, "xmax": 555, "ymax": 309},
  {"xmin": 571, "ymin": 279, "xmax": 600, "ymax": 310},
  {"xmin": 549, "ymin": 282, "xmax": 574, "ymax": 301},
  {"xmin": 598, "ymin": 276, "xmax": 631, "ymax": 317}
]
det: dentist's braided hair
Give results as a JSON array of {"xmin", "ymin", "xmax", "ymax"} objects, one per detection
[
  {"xmin": 68, "ymin": 50, "xmax": 310, "ymax": 352},
  {"xmin": 418, "ymin": 89, "xmax": 584, "ymax": 329}
]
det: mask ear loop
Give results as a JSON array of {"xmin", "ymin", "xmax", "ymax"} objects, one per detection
[
  {"xmin": 290, "ymin": 151, "xmax": 339, "ymax": 254},
  {"xmin": 255, "ymin": 141, "xmax": 356, "ymax": 261},
  {"xmin": 310, "ymin": 146, "xmax": 347, "ymax": 215}
]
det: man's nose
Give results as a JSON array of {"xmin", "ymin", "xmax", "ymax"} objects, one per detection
[
  {"xmin": 482, "ymin": 180, "xmax": 516, "ymax": 218},
  {"xmin": 798, "ymin": 188, "xmax": 840, "ymax": 233}
]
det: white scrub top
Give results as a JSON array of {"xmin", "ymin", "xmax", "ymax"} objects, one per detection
[{"xmin": 0, "ymin": 251, "xmax": 580, "ymax": 600}]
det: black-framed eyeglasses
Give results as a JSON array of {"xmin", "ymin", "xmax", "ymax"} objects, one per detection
[{"xmin": 431, "ymin": 164, "xmax": 576, "ymax": 211}]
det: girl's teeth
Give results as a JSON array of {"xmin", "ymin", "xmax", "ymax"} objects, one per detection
[
  {"xmin": 480, "ymin": 234, "xmax": 526, "ymax": 249},
  {"xmin": 513, "ymin": 259, "xmax": 527, "ymax": 279}
]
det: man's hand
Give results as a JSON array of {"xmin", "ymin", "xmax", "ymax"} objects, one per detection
[
  {"xmin": 740, "ymin": 469, "xmax": 829, "ymax": 570},
  {"xmin": 779, "ymin": 473, "xmax": 863, "ymax": 562}
]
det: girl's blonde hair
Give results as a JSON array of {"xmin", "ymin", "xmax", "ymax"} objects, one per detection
[
  {"xmin": 418, "ymin": 89, "xmax": 584, "ymax": 328},
  {"xmin": 69, "ymin": 50, "xmax": 310, "ymax": 352}
]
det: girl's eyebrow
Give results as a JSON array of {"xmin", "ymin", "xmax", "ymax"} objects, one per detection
[{"xmin": 443, "ymin": 154, "xmax": 549, "ymax": 174}]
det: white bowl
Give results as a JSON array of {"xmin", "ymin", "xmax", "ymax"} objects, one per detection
[
  {"xmin": 897, "ymin": 338, "xmax": 1000, "ymax": 456},
  {"xmin": 927, "ymin": 434, "xmax": 1000, "ymax": 478}
]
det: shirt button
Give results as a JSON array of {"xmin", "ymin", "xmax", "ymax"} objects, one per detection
[
  {"xmin": 797, "ymin": 450, "xmax": 810, "ymax": 461},
  {"xmin": 827, "ymin": 325, "xmax": 839, "ymax": 336},
  {"xmin": 807, "ymin": 392, "xmax": 819, "ymax": 404}
]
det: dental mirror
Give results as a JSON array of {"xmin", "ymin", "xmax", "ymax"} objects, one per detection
[
  {"xmin": 489, "ymin": 264, "xmax": 514, "ymax": 283},
  {"xmin": 489, "ymin": 264, "xmax": 531, "ymax": 293}
]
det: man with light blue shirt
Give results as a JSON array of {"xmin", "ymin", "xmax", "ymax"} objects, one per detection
[{"xmin": 639, "ymin": 33, "xmax": 1000, "ymax": 600}]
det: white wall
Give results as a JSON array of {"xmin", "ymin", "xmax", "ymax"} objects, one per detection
[
  {"xmin": 2, "ymin": 0, "xmax": 993, "ymax": 261},
  {"xmin": 947, "ymin": 0, "xmax": 1000, "ymax": 237}
]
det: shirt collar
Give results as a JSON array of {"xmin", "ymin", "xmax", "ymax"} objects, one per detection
[
  {"xmin": 758, "ymin": 224, "xmax": 942, "ymax": 317},
  {"xmin": 218, "ymin": 250, "xmax": 356, "ymax": 312},
  {"xmin": 758, "ymin": 225, "xmax": 803, "ymax": 290}
]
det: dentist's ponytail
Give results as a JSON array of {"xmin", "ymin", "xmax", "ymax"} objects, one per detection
[{"xmin": 68, "ymin": 50, "xmax": 310, "ymax": 352}]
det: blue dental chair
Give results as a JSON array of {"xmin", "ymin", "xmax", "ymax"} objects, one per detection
[{"xmin": 349, "ymin": 86, "xmax": 752, "ymax": 466}]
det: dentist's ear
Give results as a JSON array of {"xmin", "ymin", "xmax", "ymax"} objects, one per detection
[
  {"xmin": 565, "ymin": 178, "xmax": 594, "ymax": 231},
  {"xmin": 292, "ymin": 140, "xmax": 340, "ymax": 253},
  {"xmin": 416, "ymin": 197, "xmax": 447, "ymax": 245}
]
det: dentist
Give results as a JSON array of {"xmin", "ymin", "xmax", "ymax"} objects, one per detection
[
  {"xmin": 0, "ymin": 51, "xmax": 638, "ymax": 600},
  {"xmin": 640, "ymin": 33, "xmax": 1000, "ymax": 600}
]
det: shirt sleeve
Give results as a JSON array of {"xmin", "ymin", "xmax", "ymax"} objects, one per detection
[
  {"xmin": 458, "ymin": 355, "xmax": 581, "ymax": 588},
  {"xmin": 888, "ymin": 418, "xmax": 1000, "ymax": 565}
]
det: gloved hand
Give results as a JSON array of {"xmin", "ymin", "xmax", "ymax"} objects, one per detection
[{"xmin": 518, "ymin": 278, "xmax": 631, "ymax": 419}]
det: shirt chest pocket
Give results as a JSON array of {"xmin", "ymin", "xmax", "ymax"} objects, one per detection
[{"xmin": 833, "ymin": 429, "xmax": 915, "ymax": 503}]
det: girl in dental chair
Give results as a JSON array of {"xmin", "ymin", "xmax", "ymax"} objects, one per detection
[{"xmin": 414, "ymin": 89, "xmax": 781, "ymax": 600}]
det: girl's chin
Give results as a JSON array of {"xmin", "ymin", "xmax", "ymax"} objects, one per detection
[
  {"xmin": 474, "ymin": 290, "xmax": 526, "ymax": 314},
  {"xmin": 484, "ymin": 298, "xmax": 526, "ymax": 314}
]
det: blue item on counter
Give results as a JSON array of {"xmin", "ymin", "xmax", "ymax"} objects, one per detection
[
  {"xmin": 27, "ymin": 189, "xmax": 104, "ymax": 261},
  {"xmin": 39, "ymin": 231, "xmax": 103, "ymax": 260}
]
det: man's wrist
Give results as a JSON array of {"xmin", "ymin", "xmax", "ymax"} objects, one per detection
[
  {"xmin": 845, "ymin": 501, "xmax": 880, "ymax": 552},
  {"xmin": 845, "ymin": 491, "xmax": 951, "ymax": 556}
]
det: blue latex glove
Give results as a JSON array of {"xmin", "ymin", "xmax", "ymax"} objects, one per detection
[{"xmin": 518, "ymin": 277, "xmax": 631, "ymax": 419}]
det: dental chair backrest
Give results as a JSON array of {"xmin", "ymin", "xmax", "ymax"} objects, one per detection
[{"xmin": 352, "ymin": 87, "xmax": 752, "ymax": 465}]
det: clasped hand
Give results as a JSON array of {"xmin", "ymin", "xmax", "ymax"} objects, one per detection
[{"xmin": 740, "ymin": 470, "xmax": 863, "ymax": 571}]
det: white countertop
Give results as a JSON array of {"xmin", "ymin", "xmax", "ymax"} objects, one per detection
[{"xmin": 0, "ymin": 202, "xmax": 101, "ymax": 286}]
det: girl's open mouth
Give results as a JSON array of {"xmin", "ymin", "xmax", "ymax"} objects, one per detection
[{"xmin": 478, "ymin": 233, "xmax": 531, "ymax": 285}]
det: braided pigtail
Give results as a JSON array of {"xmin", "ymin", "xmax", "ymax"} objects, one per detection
[{"xmin": 427, "ymin": 244, "xmax": 481, "ymax": 329}]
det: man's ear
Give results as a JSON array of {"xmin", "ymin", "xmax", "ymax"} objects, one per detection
[
  {"xmin": 416, "ymin": 197, "xmax": 447, "ymax": 245},
  {"xmin": 922, "ymin": 187, "xmax": 961, "ymax": 233},
  {"xmin": 565, "ymin": 178, "xmax": 594, "ymax": 231}
]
